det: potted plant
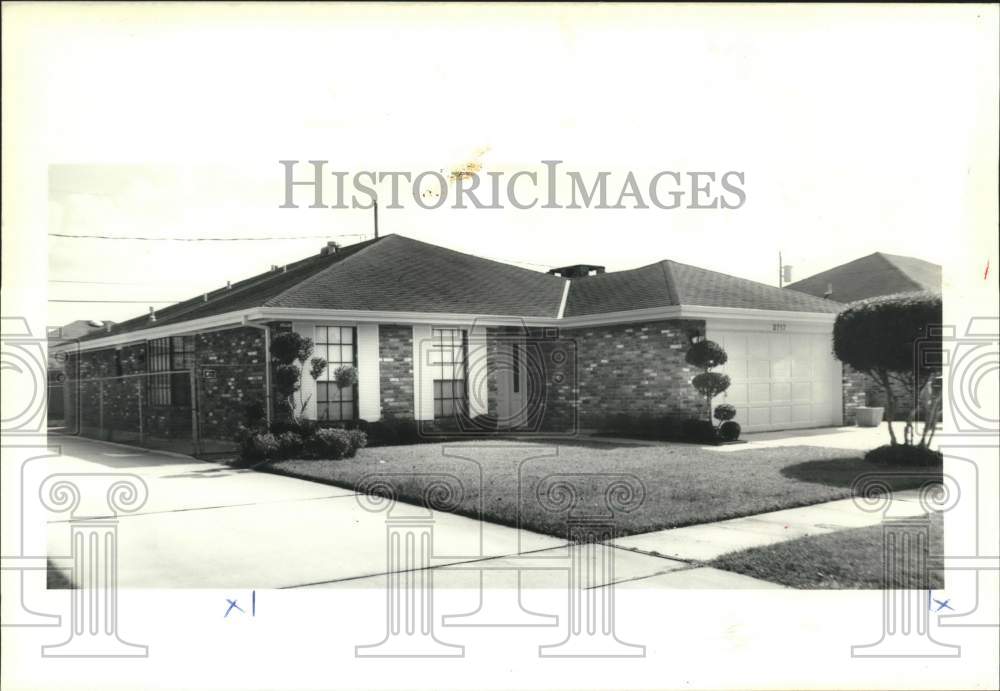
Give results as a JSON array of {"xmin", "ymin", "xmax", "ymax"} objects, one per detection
[{"xmin": 854, "ymin": 393, "xmax": 884, "ymax": 428}]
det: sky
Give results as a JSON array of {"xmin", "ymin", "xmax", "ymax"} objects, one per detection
[{"xmin": 36, "ymin": 4, "xmax": 998, "ymax": 325}]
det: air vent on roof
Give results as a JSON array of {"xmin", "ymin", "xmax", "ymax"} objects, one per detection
[
  {"xmin": 87, "ymin": 320, "xmax": 104, "ymax": 328},
  {"xmin": 548, "ymin": 264, "xmax": 606, "ymax": 278},
  {"xmin": 824, "ymin": 283, "xmax": 834, "ymax": 299},
  {"xmin": 148, "ymin": 306, "xmax": 156, "ymax": 323},
  {"xmin": 320, "ymin": 241, "xmax": 340, "ymax": 256}
]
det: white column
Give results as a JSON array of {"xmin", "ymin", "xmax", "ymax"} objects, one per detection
[
  {"xmin": 467, "ymin": 325, "xmax": 489, "ymax": 417},
  {"xmin": 412, "ymin": 324, "xmax": 434, "ymax": 421},
  {"xmin": 357, "ymin": 323, "xmax": 381, "ymax": 421}
]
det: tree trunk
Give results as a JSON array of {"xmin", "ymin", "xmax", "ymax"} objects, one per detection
[{"xmin": 877, "ymin": 370, "xmax": 898, "ymax": 445}]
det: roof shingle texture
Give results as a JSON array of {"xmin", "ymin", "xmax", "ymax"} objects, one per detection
[
  {"xmin": 562, "ymin": 260, "xmax": 841, "ymax": 316},
  {"xmin": 80, "ymin": 234, "xmax": 842, "ymax": 342},
  {"xmin": 784, "ymin": 252, "xmax": 941, "ymax": 303},
  {"xmin": 266, "ymin": 235, "xmax": 566, "ymax": 316}
]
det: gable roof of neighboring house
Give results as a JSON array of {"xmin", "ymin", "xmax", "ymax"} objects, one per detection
[
  {"xmin": 784, "ymin": 252, "xmax": 942, "ymax": 303},
  {"xmin": 74, "ymin": 233, "xmax": 840, "ymax": 344},
  {"xmin": 562, "ymin": 259, "xmax": 841, "ymax": 316}
]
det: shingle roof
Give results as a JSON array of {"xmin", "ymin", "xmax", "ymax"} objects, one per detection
[
  {"xmin": 77, "ymin": 237, "xmax": 382, "ymax": 342},
  {"xmin": 264, "ymin": 234, "xmax": 567, "ymax": 316},
  {"xmin": 562, "ymin": 259, "xmax": 842, "ymax": 316},
  {"xmin": 784, "ymin": 252, "xmax": 941, "ymax": 303},
  {"xmin": 77, "ymin": 234, "xmax": 843, "ymax": 343}
]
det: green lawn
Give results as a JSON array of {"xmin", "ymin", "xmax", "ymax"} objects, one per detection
[
  {"xmin": 711, "ymin": 512, "xmax": 944, "ymax": 588},
  {"xmin": 263, "ymin": 439, "xmax": 941, "ymax": 539}
]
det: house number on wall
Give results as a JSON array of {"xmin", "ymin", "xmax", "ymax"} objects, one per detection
[{"xmin": 771, "ymin": 323, "xmax": 787, "ymax": 332}]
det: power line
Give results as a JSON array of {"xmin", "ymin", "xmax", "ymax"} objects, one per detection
[
  {"xmin": 49, "ymin": 299, "xmax": 179, "ymax": 304},
  {"xmin": 50, "ymin": 279, "xmax": 155, "ymax": 285},
  {"xmin": 49, "ymin": 232, "xmax": 369, "ymax": 242}
]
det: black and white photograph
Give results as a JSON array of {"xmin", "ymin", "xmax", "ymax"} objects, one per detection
[{"xmin": 2, "ymin": 3, "xmax": 998, "ymax": 690}]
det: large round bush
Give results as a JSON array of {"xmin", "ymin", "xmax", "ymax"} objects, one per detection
[
  {"xmin": 834, "ymin": 291, "xmax": 942, "ymax": 374},
  {"xmin": 718, "ymin": 420, "xmax": 741, "ymax": 442}
]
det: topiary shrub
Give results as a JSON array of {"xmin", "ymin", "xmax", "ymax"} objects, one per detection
[
  {"xmin": 304, "ymin": 427, "xmax": 353, "ymax": 460},
  {"xmin": 718, "ymin": 420, "xmax": 741, "ymax": 442},
  {"xmin": 714, "ymin": 403, "xmax": 737, "ymax": 423},
  {"xmin": 686, "ymin": 339, "xmax": 731, "ymax": 424},
  {"xmin": 333, "ymin": 364, "xmax": 358, "ymax": 389},
  {"xmin": 864, "ymin": 444, "xmax": 943, "ymax": 467},
  {"xmin": 685, "ymin": 340, "xmax": 728, "ymax": 370}
]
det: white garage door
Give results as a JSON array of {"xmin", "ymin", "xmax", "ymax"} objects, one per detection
[{"xmin": 707, "ymin": 326, "xmax": 842, "ymax": 433}]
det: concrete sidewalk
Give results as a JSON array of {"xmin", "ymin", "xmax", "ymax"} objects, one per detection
[
  {"xmin": 611, "ymin": 489, "xmax": 927, "ymax": 562},
  {"xmin": 45, "ymin": 434, "xmax": 914, "ymax": 591},
  {"xmin": 46, "ymin": 435, "xmax": 568, "ymax": 589}
]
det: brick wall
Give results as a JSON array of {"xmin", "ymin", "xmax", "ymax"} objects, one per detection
[
  {"xmin": 843, "ymin": 364, "xmax": 937, "ymax": 423},
  {"xmin": 842, "ymin": 364, "xmax": 868, "ymax": 424},
  {"xmin": 195, "ymin": 327, "xmax": 267, "ymax": 443},
  {"xmin": 379, "ymin": 324, "xmax": 414, "ymax": 418},
  {"xmin": 483, "ymin": 326, "xmax": 578, "ymax": 432},
  {"xmin": 481, "ymin": 319, "xmax": 705, "ymax": 432},
  {"xmin": 567, "ymin": 319, "xmax": 707, "ymax": 427}
]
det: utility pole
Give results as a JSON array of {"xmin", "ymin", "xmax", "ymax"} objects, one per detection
[
  {"xmin": 373, "ymin": 197, "xmax": 379, "ymax": 239},
  {"xmin": 778, "ymin": 251, "xmax": 783, "ymax": 288}
]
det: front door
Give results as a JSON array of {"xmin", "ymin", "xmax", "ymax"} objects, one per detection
[{"xmin": 496, "ymin": 337, "xmax": 528, "ymax": 428}]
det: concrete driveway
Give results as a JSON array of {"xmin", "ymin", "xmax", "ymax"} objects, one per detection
[{"xmin": 711, "ymin": 422, "xmax": 925, "ymax": 452}]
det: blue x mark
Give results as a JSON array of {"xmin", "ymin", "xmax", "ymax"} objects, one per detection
[
  {"xmin": 927, "ymin": 591, "xmax": 954, "ymax": 612},
  {"xmin": 224, "ymin": 599, "xmax": 244, "ymax": 618},
  {"xmin": 933, "ymin": 598, "xmax": 953, "ymax": 612}
]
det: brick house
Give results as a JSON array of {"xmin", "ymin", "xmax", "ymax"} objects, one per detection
[
  {"xmin": 785, "ymin": 251, "xmax": 942, "ymax": 421},
  {"xmin": 53, "ymin": 234, "xmax": 846, "ymax": 451}
]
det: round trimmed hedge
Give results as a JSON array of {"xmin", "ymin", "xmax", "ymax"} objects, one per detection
[
  {"xmin": 833, "ymin": 291, "xmax": 942, "ymax": 374},
  {"xmin": 714, "ymin": 403, "xmax": 737, "ymax": 422},
  {"xmin": 685, "ymin": 339, "xmax": 728, "ymax": 370},
  {"xmin": 718, "ymin": 420, "xmax": 741, "ymax": 442}
]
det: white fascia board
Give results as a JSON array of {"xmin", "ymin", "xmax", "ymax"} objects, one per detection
[
  {"xmin": 50, "ymin": 303, "xmax": 838, "ymax": 355},
  {"xmin": 677, "ymin": 305, "xmax": 839, "ymax": 324},
  {"xmin": 253, "ymin": 307, "xmax": 556, "ymax": 328},
  {"xmin": 48, "ymin": 309, "xmax": 253, "ymax": 354}
]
